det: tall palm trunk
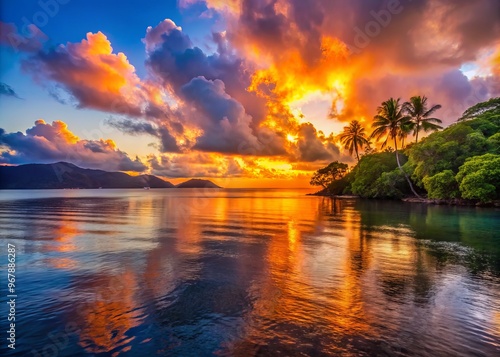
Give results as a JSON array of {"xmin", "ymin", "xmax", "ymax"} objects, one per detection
[
  {"xmin": 354, "ymin": 144, "xmax": 360, "ymax": 162},
  {"xmin": 415, "ymin": 120, "xmax": 420, "ymax": 143},
  {"xmin": 394, "ymin": 136, "xmax": 421, "ymax": 198}
]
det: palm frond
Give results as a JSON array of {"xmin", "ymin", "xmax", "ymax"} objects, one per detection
[
  {"xmin": 403, "ymin": 95, "xmax": 442, "ymax": 142},
  {"xmin": 421, "ymin": 122, "xmax": 443, "ymax": 131},
  {"xmin": 423, "ymin": 104, "xmax": 442, "ymax": 118},
  {"xmin": 421, "ymin": 117, "xmax": 442, "ymax": 124}
]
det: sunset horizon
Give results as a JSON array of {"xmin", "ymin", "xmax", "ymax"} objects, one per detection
[
  {"xmin": 1, "ymin": 0, "xmax": 499, "ymax": 188},
  {"xmin": 0, "ymin": 1, "xmax": 499, "ymax": 356}
]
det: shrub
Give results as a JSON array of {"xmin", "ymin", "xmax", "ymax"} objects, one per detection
[
  {"xmin": 456, "ymin": 154, "xmax": 500, "ymax": 202},
  {"xmin": 422, "ymin": 170, "xmax": 459, "ymax": 199}
]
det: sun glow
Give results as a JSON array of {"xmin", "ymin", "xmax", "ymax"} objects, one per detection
[{"xmin": 287, "ymin": 133, "xmax": 298, "ymax": 142}]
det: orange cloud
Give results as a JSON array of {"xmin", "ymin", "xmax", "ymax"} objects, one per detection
[
  {"xmin": 0, "ymin": 120, "xmax": 147, "ymax": 172},
  {"xmin": 249, "ymin": 37, "xmax": 351, "ymax": 105},
  {"xmin": 23, "ymin": 32, "xmax": 145, "ymax": 116},
  {"xmin": 11, "ymin": 17, "xmax": 358, "ymax": 172},
  {"xmin": 195, "ymin": 0, "xmax": 500, "ymax": 131},
  {"xmin": 7, "ymin": 1, "xmax": 500, "ymax": 182}
]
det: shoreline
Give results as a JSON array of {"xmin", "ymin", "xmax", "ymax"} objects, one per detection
[
  {"xmin": 308, "ymin": 192, "xmax": 500, "ymax": 207},
  {"xmin": 402, "ymin": 197, "xmax": 500, "ymax": 207}
]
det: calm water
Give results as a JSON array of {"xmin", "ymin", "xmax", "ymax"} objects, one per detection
[{"xmin": 0, "ymin": 189, "xmax": 499, "ymax": 356}]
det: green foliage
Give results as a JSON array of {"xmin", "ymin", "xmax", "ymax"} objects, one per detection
[
  {"xmin": 370, "ymin": 169, "xmax": 407, "ymax": 199},
  {"xmin": 455, "ymin": 114, "xmax": 500, "ymax": 137},
  {"xmin": 350, "ymin": 152, "xmax": 408, "ymax": 198},
  {"xmin": 410, "ymin": 107, "xmax": 500, "ymax": 201},
  {"xmin": 487, "ymin": 133, "xmax": 500, "ymax": 153},
  {"xmin": 327, "ymin": 171, "xmax": 355, "ymax": 195},
  {"xmin": 407, "ymin": 136, "xmax": 462, "ymax": 187},
  {"xmin": 422, "ymin": 170, "xmax": 459, "ymax": 199},
  {"xmin": 407, "ymin": 119, "xmax": 497, "ymax": 186},
  {"xmin": 456, "ymin": 154, "xmax": 500, "ymax": 202},
  {"xmin": 310, "ymin": 98, "xmax": 500, "ymax": 202},
  {"xmin": 371, "ymin": 97, "xmax": 422, "ymax": 197},
  {"xmin": 310, "ymin": 161, "xmax": 349, "ymax": 188},
  {"xmin": 459, "ymin": 97, "xmax": 500, "ymax": 121},
  {"xmin": 468, "ymin": 117, "xmax": 500, "ymax": 137},
  {"xmin": 465, "ymin": 131, "xmax": 489, "ymax": 153}
]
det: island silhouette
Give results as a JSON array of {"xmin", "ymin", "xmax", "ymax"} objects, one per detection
[{"xmin": 0, "ymin": 162, "xmax": 221, "ymax": 189}]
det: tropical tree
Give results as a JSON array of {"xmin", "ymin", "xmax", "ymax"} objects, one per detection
[
  {"xmin": 455, "ymin": 153, "xmax": 500, "ymax": 202},
  {"xmin": 398, "ymin": 116, "xmax": 414, "ymax": 148},
  {"xmin": 310, "ymin": 161, "xmax": 349, "ymax": 189},
  {"xmin": 370, "ymin": 98, "xmax": 421, "ymax": 197},
  {"xmin": 339, "ymin": 120, "xmax": 369, "ymax": 162},
  {"xmin": 403, "ymin": 95, "xmax": 442, "ymax": 143},
  {"xmin": 459, "ymin": 97, "xmax": 500, "ymax": 121}
]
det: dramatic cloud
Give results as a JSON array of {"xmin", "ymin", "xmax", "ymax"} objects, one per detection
[
  {"xmin": 3, "ymin": 1, "xmax": 500, "ymax": 180},
  {"xmin": 180, "ymin": 76, "xmax": 261, "ymax": 154},
  {"xmin": 144, "ymin": 18, "xmax": 268, "ymax": 126},
  {"xmin": 22, "ymin": 32, "xmax": 145, "ymax": 116},
  {"xmin": 188, "ymin": 0, "xmax": 500, "ymax": 127},
  {"xmin": 295, "ymin": 123, "xmax": 340, "ymax": 162},
  {"xmin": 142, "ymin": 19, "xmax": 299, "ymax": 156},
  {"xmin": 0, "ymin": 120, "xmax": 147, "ymax": 172},
  {"xmin": 3, "ymin": 16, "xmax": 365, "ymax": 169}
]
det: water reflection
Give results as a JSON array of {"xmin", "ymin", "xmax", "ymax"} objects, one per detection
[
  {"xmin": 72, "ymin": 269, "xmax": 143, "ymax": 355},
  {"xmin": 0, "ymin": 190, "xmax": 498, "ymax": 356}
]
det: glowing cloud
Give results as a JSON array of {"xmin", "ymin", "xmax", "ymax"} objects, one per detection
[
  {"xmin": 22, "ymin": 32, "xmax": 145, "ymax": 116},
  {"xmin": 3, "ymin": 1, "xmax": 500, "ymax": 181},
  {"xmin": 0, "ymin": 120, "xmax": 147, "ymax": 172}
]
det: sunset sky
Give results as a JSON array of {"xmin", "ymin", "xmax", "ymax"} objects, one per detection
[{"xmin": 1, "ymin": 0, "xmax": 499, "ymax": 187}]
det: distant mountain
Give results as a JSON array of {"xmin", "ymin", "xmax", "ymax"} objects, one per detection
[
  {"xmin": 176, "ymin": 179, "xmax": 221, "ymax": 189},
  {"xmin": 0, "ymin": 162, "xmax": 175, "ymax": 189}
]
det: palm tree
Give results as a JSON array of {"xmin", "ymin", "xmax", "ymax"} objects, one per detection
[
  {"xmin": 403, "ymin": 95, "xmax": 442, "ymax": 143},
  {"xmin": 339, "ymin": 120, "xmax": 369, "ymax": 162},
  {"xmin": 370, "ymin": 98, "xmax": 421, "ymax": 198},
  {"xmin": 398, "ymin": 116, "xmax": 414, "ymax": 149}
]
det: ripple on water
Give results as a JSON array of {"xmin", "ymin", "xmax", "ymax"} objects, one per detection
[{"xmin": 0, "ymin": 191, "xmax": 498, "ymax": 356}]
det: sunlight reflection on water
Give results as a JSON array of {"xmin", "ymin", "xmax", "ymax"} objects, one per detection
[{"xmin": 0, "ymin": 189, "xmax": 499, "ymax": 356}]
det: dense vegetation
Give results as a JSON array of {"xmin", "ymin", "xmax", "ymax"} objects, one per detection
[{"xmin": 311, "ymin": 98, "xmax": 500, "ymax": 203}]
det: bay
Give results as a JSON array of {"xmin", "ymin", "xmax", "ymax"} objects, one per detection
[{"xmin": 0, "ymin": 189, "xmax": 499, "ymax": 356}]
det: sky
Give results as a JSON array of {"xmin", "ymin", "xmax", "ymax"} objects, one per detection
[{"xmin": 0, "ymin": 0, "xmax": 499, "ymax": 188}]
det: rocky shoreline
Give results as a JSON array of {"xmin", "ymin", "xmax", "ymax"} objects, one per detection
[{"xmin": 402, "ymin": 197, "xmax": 500, "ymax": 207}]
